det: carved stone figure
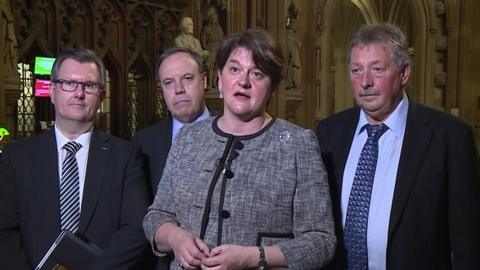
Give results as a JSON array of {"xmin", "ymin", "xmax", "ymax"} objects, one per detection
[
  {"xmin": 1, "ymin": 0, "xmax": 18, "ymax": 76},
  {"xmin": 175, "ymin": 17, "xmax": 209, "ymax": 59},
  {"xmin": 435, "ymin": 1, "xmax": 446, "ymax": 16},
  {"xmin": 201, "ymin": 8, "xmax": 224, "ymax": 89},
  {"xmin": 98, "ymin": 7, "xmax": 113, "ymax": 50},
  {"xmin": 62, "ymin": 0, "xmax": 77, "ymax": 46},
  {"xmin": 285, "ymin": 1, "xmax": 301, "ymax": 90},
  {"xmin": 129, "ymin": 9, "xmax": 149, "ymax": 61},
  {"xmin": 158, "ymin": 15, "xmax": 175, "ymax": 52}
]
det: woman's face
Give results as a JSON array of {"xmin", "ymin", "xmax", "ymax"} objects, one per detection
[{"xmin": 218, "ymin": 47, "xmax": 272, "ymax": 121}]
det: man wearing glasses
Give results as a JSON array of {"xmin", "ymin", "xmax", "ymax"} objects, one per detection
[{"xmin": 0, "ymin": 48, "xmax": 151, "ymax": 269}]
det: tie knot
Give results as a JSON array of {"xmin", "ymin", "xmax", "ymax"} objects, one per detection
[
  {"xmin": 365, "ymin": 123, "xmax": 388, "ymax": 142},
  {"xmin": 63, "ymin": 141, "xmax": 82, "ymax": 154}
]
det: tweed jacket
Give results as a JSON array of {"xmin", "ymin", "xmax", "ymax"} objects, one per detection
[{"xmin": 144, "ymin": 117, "xmax": 336, "ymax": 269}]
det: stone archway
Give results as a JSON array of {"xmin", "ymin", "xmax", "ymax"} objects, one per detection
[{"xmin": 314, "ymin": 0, "xmax": 442, "ymax": 121}]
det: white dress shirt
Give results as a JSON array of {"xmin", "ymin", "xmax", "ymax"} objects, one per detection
[
  {"xmin": 55, "ymin": 126, "xmax": 92, "ymax": 210},
  {"xmin": 342, "ymin": 94, "xmax": 408, "ymax": 270}
]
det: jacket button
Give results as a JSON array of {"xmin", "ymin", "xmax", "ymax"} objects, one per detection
[
  {"xmin": 225, "ymin": 170, "xmax": 234, "ymax": 179},
  {"xmin": 221, "ymin": 210, "xmax": 230, "ymax": 219}
]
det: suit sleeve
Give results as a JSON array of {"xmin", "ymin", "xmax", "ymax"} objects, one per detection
[
  {"xmin": 143, "ymin": 132, "xmax": 182, "ymax": 257},
  {"xmin": 131, "ymin": 131, "xmax": 155, "ymax": 201},
  {"xmin": 91, "ymin": 144, "xmax": 151, "ymax": 270},
  {"xmin": 449, "ymin": 125, "xmax": 480, "ymax": 269},
  {"xmin": 0, "ymin": 144, "xmax": 31, "ymax": 270},
  {"xmin": 274, "ymin": 130, "xmax": 337, "ymax": 268}
]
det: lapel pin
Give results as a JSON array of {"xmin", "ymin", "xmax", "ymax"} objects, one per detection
[{"xmin": 279, "ymin": 130, "xmax": 292, "ymax": 142}]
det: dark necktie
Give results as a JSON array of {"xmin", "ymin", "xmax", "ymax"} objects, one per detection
[
  {"xmin": 344, "ymin": 123, "xmax": 388, "ymax": 270},
  {"xmin": 60, "ymin": 141, "xmax": 82, "ymax": 232}
]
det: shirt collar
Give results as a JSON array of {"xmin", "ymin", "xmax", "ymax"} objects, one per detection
[
  {"xmin": 55, "ymin": 125, "xmax": 93, "ymax": 152},
  {"xmin": 357, "ymin": 92, "xmax": 409, "ymax": 138},
  {"xmin": 172, "ymin": 107, "xmax": 210, "ymax": 139}
]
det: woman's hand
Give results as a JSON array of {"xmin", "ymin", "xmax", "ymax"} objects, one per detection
[
  {"xmin": 169, "ymin": 228, "xmax": 210, "ymax": 269},
  {"xmin": 155, "ymin": 222, "xmax": 210, "ymax": 269},
  {"xmin": 200, "ymin": 244, "xmax": 257, "ymax": 270}
]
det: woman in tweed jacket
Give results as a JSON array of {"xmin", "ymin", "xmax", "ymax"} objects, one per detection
[{"xmin": 143, "ymin": 28, "xmax": 336, "ymax": 270}]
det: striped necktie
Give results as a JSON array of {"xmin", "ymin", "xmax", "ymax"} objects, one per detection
[
  {"xmin": 344, "ymin": 123, "xmax": 388, "ymax": 270},
  {"xmin": 60, "ymin": 141, "xmax": 82, "ymax": 232}
]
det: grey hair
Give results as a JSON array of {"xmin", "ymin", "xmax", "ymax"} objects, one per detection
[
  {"xmin": 348, "ymin": 23, "xmax": 410, "ymax": 69},
  {"xmin": 155, "ymin": 47, "xmax": 206, "ymax": 81},
  {"xmin": 51, "ymin": 48, "xmax": 105, "ymax": 88}
]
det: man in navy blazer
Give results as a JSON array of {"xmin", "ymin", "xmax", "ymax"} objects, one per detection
[
  {"xmin": 0, "ymin": 48, "xmax": 150, "ymax": 269},
  {"xmin": 132, "ymin": 47, "xmax": 211, "ymax": 270},
  {"xmin": 316, "ymin": 23, "xmax": 480, "ymax": 270}
]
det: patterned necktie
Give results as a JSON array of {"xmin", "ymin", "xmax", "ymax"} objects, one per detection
[
  {"xmin": 344, "ymin": 123, "xmax": 388, "ymax": 270},
  {"xmin": 60, "ymin": 141, "xmax": 82, "ymax": 232}
]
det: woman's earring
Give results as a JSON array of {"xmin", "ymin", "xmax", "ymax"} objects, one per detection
[{"xmin": 218, "ymin": 89, "xmax": 223, "ymax": 98}]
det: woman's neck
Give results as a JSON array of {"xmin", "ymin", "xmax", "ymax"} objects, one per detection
[{"xmin": 218, "ymin": 113, "xmax": 272, "ymax": 136}]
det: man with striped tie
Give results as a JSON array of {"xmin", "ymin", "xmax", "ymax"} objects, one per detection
[{"xmin": 0, "ymin": 48, "xmax": 151, "ymax": 269}]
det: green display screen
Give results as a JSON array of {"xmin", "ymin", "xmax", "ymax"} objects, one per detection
[{"xmin": 34, "ymin": 56, "xmax": 56, "ymax": 75}]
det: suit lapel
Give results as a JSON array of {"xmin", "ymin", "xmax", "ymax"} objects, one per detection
[
  {"xmin": 335, "ymin": 108, "xmax": 360, "ymax": 193},
  {"xmin": 154, "ymin": 118, "xmax": 172, "ymax": 183},
  {"xmin": 78, "ymin": 130, "xmax": 110, "ymax": 233},
  {"xmin": 388, "ymin": 102, "xmax": 433, "ymax": 238}
]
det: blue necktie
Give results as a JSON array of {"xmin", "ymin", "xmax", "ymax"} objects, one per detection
[
  {"xmin": 344, "ymin": 123, "xmax": 388, "ymax": 270},
  {"xmin": 60, "ymin": 141, "xmax": 82, "ymax": 232}
]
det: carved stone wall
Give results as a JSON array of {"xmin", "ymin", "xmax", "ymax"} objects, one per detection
[
  {"xmin": 8, "ymin": 0, "xmax": 190, "ymax": 139},
  {"xmin": 2, "ymin": 0, "xmax": 479, "ymax": 147},
  {"xmin": 313, "ymin": 0, "xmax": 480, "ymax": 147}
]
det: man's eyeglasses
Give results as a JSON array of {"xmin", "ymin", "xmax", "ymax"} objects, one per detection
[{"xmin": 53, "ymin": 79, "xmax": 104, "ymax": 94}]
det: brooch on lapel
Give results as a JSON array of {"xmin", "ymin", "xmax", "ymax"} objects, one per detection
[{"xmin": 279, "ymin": 130, "xmax": 292, "ymax": 142}]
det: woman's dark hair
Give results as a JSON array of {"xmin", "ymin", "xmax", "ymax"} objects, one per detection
[{"xmin": 216, "ymin": 28, "xmax": 284, "ymax": 90}]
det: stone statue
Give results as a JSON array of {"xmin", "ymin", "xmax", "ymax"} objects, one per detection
[
  {"xmin": 285, "ymin": 1, "xmax": 301, "ymax": 90},
  {"xmin": 158, "ymin": 15, "xmax": 175, "ymax": 52},
  {"xmin": 0, "ymin": 0, "xmax": 19, "ymax": 134},
  {"xmin": 175, "ymin": 17, "xmax": 209, "ymax": 59},
  {"xmin": 1, "ymin": 0, "xmax": 18, "ymax": 76},
  {"xmin": 201, "ymin": 8, "xmax": 224, "ymax": 89}
]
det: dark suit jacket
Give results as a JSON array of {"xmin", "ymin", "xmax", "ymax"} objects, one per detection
[
  {"xmin": 132, "ymin": 117, "xmax": 174, "ymax": 270},
  {"xmin": 0, "ymin": 129, "xmax": 150, "ymax": 270},
  {"xmin": 132, "ymin": 117, "xmax": 173, "ymax": 199},
  {"xmin": 316, "ymin": 102, "xmax": 480, "ymax": 270}
]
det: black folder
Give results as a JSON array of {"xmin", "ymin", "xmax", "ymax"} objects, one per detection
[{"xmin": 36, "ymin": 230, "xmax": 103, "ymax": 270}]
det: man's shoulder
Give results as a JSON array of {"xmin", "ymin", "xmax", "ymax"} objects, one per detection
[
  {"xmin": 3, "ymin": 130, "xmax": 52, "ymax": 152},
  {"xmin": 132, "ymin": 118, "xmax": 171, "ymax": 142},
  {"xmin": 408, "ymin": 102, "xmax": 472, "ymax": 131},
  {"xmin": 93, "ymin": 129, "xmax": 128, "ymax": 145},
  {"xmin": 317, "ymin": 107, "xmax": 359, "ymax": 129},
  {"xmin": 89, "ymin": 130, "xmax": 143, "ymax": 164}
]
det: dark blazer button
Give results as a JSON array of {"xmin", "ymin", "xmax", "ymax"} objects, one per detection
[
  {"xmin": 221, "ymin": 210, "xmax": 230, "ymax": 219},
  {"xmin": 234, "ymin": 141, "xmax": 244, "ymax": 150},
  {"xmin": 230, "ymin": 151, "xmax": 239, "ymax": 159},
  {"xmin": 225, "ymin": 170, "xmax": 234, "ymax": 179}
]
